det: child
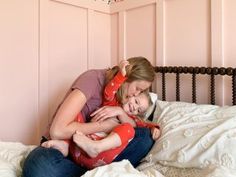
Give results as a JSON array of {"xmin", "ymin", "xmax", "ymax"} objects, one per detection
[
  {"xmin": 73, "ymin": 91, "xmax": 160, "ymax": 157},
  {"xmin": 42, "ymin": 60, "xmax": 160, "ymax": 169}
]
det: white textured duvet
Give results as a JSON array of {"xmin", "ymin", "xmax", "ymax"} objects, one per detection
[{"xmin": 145, "ymin": 100, "xmax": 236, "ymax": 170}]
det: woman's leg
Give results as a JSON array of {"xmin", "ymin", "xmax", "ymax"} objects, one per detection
[
  {"xmin": 113, "ymin": 127, "xmax": 154, "ymax": 167},
  {"xmin": 22, "ymin": 146, "xmax": 87, "ymax": 177}
]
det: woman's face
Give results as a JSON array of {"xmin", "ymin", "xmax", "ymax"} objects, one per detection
[{"xmin": 123, "ymin": 80, "xmax": 151, "ymax": 98}]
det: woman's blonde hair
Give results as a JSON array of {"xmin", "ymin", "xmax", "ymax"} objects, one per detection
[{"xmin": 106, "ymin": 56, "xmax": 155, "ymax": 103}]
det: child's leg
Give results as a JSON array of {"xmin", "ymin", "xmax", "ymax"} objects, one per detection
[
  {"xmin": 71, "ymin": 123, "xmax": 135, "ymax": 169},
  {"xmin": 41, "ymin": 140, "xmax": 69, "ymax": 157},
  {"xmin": 73, "ymin": 131, "xmax": 121, "ymax": 158},
  {"xmin": 73, "ymin": 123, "xmax": 135, "ymax": 158},
  {"xmin": 41, "ymin": 112, "xmax": 85, "ymax": 157}
]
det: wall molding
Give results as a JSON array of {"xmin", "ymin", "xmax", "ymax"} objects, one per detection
[
  {"xmin": 87, "ymin": 9, "xmax": 95, "ymax": 69},
  {"xmin": 211, "ymin": 0, "xmax": 224, "ymax": 67},
  {"xmin": 118, "ymin": 11, "xmax": 126, "ymax": 60},
  {"xmin": 110, "ymin": 0, "xmax": 156, "ymax": 14},
  {"xmin": 52, "ymin": 0, "xmax": 156, "ymax": 14},
  {"xmin": 52, "ymin": 0, "xmax": 110, "ymax": 13},
  {"xmin": 39, "ymin": 0, "xmax": 50, "ymax": 141},
  {"xmin": 156, "ymin": 0, "xmax": 165, "ymax": 66},
  {"xmin": 210, "ymin": 0, "xmax": 224, "ymax": 105}
]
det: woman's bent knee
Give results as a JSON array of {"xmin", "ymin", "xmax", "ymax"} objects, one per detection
[
  {"xmin": 22, "ymin": 146, "xmax": 64, "ymax": 177},
  {"xmin": 22, "ymin": 146, "xmax": 86, "ymax": 177}
]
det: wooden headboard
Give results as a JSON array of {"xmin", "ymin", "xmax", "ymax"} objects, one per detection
[{"xmin": 153, "ymin": 66, "xmax": 236, "ymax": 105}]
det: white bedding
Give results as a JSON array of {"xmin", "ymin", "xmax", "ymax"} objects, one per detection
[
  {"xmin": 145, "ymin": 100, "xmax": 236, "ymax": 170},
  {"xmin": 138, "ymin": 160, "xmax": 236, "ymax": 177},
  {"xmin": 0, "ymin": 142, "xmax": 35, "ymax": 177},
  {"xmin": 0, "ymin": 142, "xmax": 163, "ymax": 177},
  {"xmin": 0, "ymin": 140, "xmax": 233, "ymax": 177},
  {"xmin": 1, "ymin": 138, "xmax": 236, "ymax": 177},
  {"xmin": 82, "ymin": 160, "xmax": 164, "ymax": 177}
]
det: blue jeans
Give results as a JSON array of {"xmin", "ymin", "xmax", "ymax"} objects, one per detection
[{"xmin": 22, "ymin": 128, "xmax": 154, "ymax": 177}]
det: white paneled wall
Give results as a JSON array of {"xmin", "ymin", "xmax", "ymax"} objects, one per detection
[{"xmin": 0, "ymin": 0, "xmax": 236, "ymax": 144}]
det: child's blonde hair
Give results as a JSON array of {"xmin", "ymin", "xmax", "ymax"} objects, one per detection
[{"xmin": 137, "ymin": 90, "xmax": 153, "ymax": 117}]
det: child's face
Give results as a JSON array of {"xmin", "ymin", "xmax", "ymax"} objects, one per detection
[{"xmin": 122, "ymin": 93, "xmax": 149, "ymax": 116}]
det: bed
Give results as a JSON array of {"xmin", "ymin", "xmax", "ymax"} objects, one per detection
[{"xmin": 1, "ymin": 66, "xmax": 236, "ymax": 177}]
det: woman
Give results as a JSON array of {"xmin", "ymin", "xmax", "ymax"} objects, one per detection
[{"xmin": 22, "ymin": 56, "xmax": 155, "ymax": 177}]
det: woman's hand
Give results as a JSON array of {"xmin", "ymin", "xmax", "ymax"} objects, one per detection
[
  {"xmin": 119, "ymin": 60, "xmax": 130, "ymax": 76},
  {"xmin": 151, "ymin": 127, "xmax": 161, "ymax": 140},
  {"xmin": 91, "ymin": 106, "xmax": 137, "ymax": 127},
  {"xmin": 90, "ymin": 106, "xmax": 124, "ymax": 122}
]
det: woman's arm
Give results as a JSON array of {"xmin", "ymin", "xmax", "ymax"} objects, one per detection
[
  {"xmin": 91, "ymin": 106, "xmax": 136, "ymax": 127},
  {"xmin": 50, "ymin": 89, "xmax": 109, "ymax": 140}
]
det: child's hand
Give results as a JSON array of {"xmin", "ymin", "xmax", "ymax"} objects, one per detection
[
  {"xmin": 119, "ymin": 60, "xmax": 130, "ymax": 76},
  {"xmin": 151, "ymin": 127, "xmax": 161, "ymax": 140}
]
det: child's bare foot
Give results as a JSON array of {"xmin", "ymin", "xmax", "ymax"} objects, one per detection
[
  {"xmin": 41, "ymin": 140, "xmax": 69, "ymax": 157},
  {"xmin": 73, "ymin": 131, "xmax": 101, "ymax": 158}
]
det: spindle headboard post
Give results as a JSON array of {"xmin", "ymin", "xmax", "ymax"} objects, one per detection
[
  {"xmin": 233, "ymin": 69, "xmax": 236, "ymax": 105},
  {"xmin": 154, "ymin": 66, "xmax": 236, "ymax": 105}
]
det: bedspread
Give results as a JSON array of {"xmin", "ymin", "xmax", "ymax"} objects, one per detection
[{"xmin": 0, "ymin": 142, "xmax": 35, "ymax": 177}]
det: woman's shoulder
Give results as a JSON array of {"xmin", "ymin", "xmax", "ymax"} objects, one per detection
[
  {"xmin": 76, "ymin": 69, "xmax": 106, "ymax": 82},
  {"xmin": 71, "ymin": 69, "xmax": 107, "ymax": 101},
  {"xmin": 82, "ymin": 69, "xmax": 106, "ymax": 76},
  {"xmin": 72, "ymin": 69, "xmax": 107, "ymax": 88}
]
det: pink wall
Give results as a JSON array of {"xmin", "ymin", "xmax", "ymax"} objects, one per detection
[
  {"xmin": 0, "ymin": 0, "xmax": 39, "ymax": 144},
  {"xmin": 155, "ymin": 0, "xmax": 236, "ymax": 105},
  {"xmin": 0, "ymin": 0, "xmax": 236, "ymax": 144},
  {"xmin": 0, "ymin": 0, "xmax": 112, "ymax": 144}
]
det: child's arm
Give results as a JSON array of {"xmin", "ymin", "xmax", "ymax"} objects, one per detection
[
  {"xmin": 103, "ymin": 60, "xmax": 129, "ymax": 103},
  {"xmin": 103, "ymin": 71, "xmax": 127, "ymax": 103},
  {"xmin": 133, "ymin": 116, "xmax": 160, "ymax": 129},
  {"xmin": 132, "ymin": 116, "xmax": 161, "ymax": 140}
]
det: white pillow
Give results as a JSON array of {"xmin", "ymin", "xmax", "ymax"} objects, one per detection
[
  {"xmin": 149, "ymin": 92, "xmax": 158, "ymax": 104},
  {"xmin": 144, "ymin": 92, "xmax": 158, "ymax": 119},
  {"xmin": 144, "ymin": 100, "xmax": 236, "ymax": 169}
]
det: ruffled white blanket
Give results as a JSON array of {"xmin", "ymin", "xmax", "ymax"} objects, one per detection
[
  {"xmin": 82, "ymin": 160, "xmax": 164, "ymax": 177},
  {"xmin": 0, "ymin": 141, "xmax": 164, "ymax": 177},
  {"xmin": 0, "ymin": 142, "xmax": 35, "ymax": 177},
  {"xmin": 0, "ymin": 141, "xmax": 236, "ymax": 177}
]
